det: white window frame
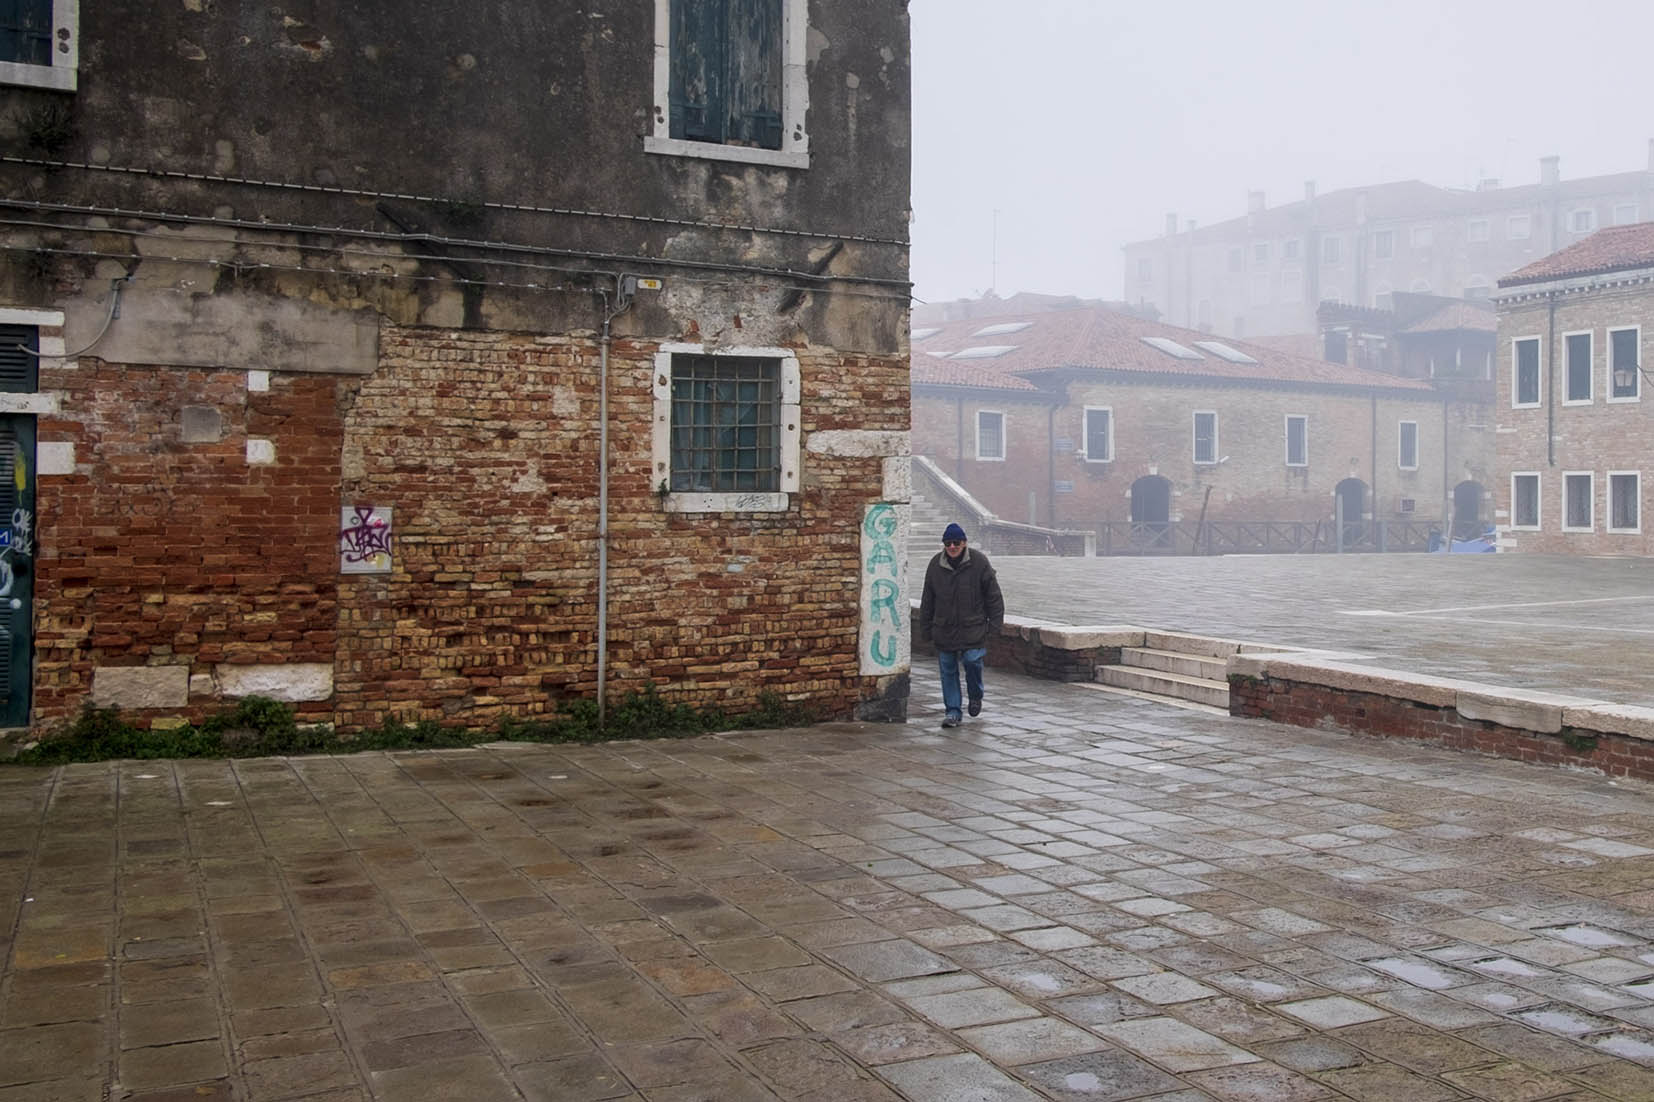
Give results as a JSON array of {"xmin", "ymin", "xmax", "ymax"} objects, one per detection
[
  {"xmin": 1282, "ymin": 238, "xmax": 1300, "ymax": 261},
  {"xmin": 1192, "ymin": 410, "xmax": 1218, "ymax": 466},
  {"xmin": 1280, "ymin": 267, "xmax": 1303, "ymax": 303},
  {"xmin": 1466, "ymin": 218, "xmax": 1490, "ymax": 243},
  {"xmin": 1080, "ymin": 406, "xmax": 1113, "ymax": 463},
  {"xmin": 1608, "ymin": 325, "xmax": 1642, "ymax": 403},
  {"xmin": 1249, "ymin": 271, "xmax": 1272, "ymax": 306},
  {"xmin": 1614, "ymin": 203, "xmax": 1640, "ymax": 227},
  {"xmin": 1508, "ymin": 213, "xmax": 1532, "ymax": 241},
  {"xmin": 1284, "ymin": 414, "xmax": 1308, "ymax": 468},
  {"xmin": 1397, "ymin": 420, "xmax": 1419, "ymax": 470},
  {"xmin": 1568, "ymin": 208, "xmax": 1597, "ymax": 234},
  {"xmin": 1511, "ymin": 472, "xmax": 1541, "ymax": 530},
  {"xmin": 1562, "ymin": 471, "xmax": 1595, "ymax": 533},
  {"xmin": 1608, "ymin": 470, "xmax": 1642, "ymax": 534},
  {"xmin": 1511, "ymin": 335, "xmax": 1543, "ymax": 409},
  {"xmin": 1252, "ymin": 242, "xmax": 1269, "ymax": 265},
  {"xmin": 0, "ymin": 0, "xmax": 76, "ymax": 91},
  {"xmin": 1372, "ymin": 229, "xmax": 1395, "ymax": 260},
  {"xmin": 1137, "ymin": 258, "xmax": 1152, "ymax": 283},
  {"xmin": 646, "ymin": 0, "xmax": 810, "ymax": 169},
  {"xmin": 650, "ymin": 342, "xmax": 801, "ymax": 513},
  {"xmin": 1410, "ymin": 225, "xmax": 1434, "ymax": 249},
  {"xmin": 1321, "ymin": 236, "xmax": 1341, "ymax": 265},
  {"xmin": 1561, "ymin": 329, "xmax": 1593, "ymax": 405},
  {"xmin": 976, "ymin": 409, "xmax": 1006, "ymax": 461}
]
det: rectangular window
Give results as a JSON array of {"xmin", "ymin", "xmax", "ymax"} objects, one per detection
[
  {"xmin": 1285, "ymin": 415, "xmax": 1307, "ymax": 467},
  {"xmin": 1609, "ymin": 472, "xmax": 1641, "ymax": 533},
  {"xmin": 1252, "ymin": 242, "xmax": 1269, "ymax": 264},
  {"xmin": 0, "ymin": 323, "xmax": 40, "ymax": 393},
  {"xmin": 1563, "ymin": 472, "xmax": 1594, "ymax": 532},
  {"xmin": 1508, "ymin": 214, "xmax": 1532, "ymax": 240},
  {"xmin": 1321, "ymin": 236, "xmax": 1340, "ymax": 264},
  {"xmin": 976, "ymin": 410, "xmax": 1005, "ymax": 460},
  {"xmin": 1250, "ymin": 272, "xmax": 1272, "ymax": 306},
  {"xmin": 1467, "ymin": 218, "xmax": 1490, "ymax": 243},
  {"xmin": 652, "ymin": 344, "xmax": 800, "ymax": 511},
  {"xmin": 1609, "ymin": 326, "xmax": 1641, "ymax": 400},
  {"xmin": 0, "ymin": 0, "xmax": 74, "ymax": 90},
  {"xmin": 1373, "ymin": 230, "xmax": 1394, "ymax": 259},
  {"xmin": 1280, "ymin": 267, "xmax": 1303, "ymax": 303},
  {"xmin": 1614, "ymin": 203, "xmax": 1640, "ymax": 226},
  {"xmin": 649, "ymin": 0, "xmax": 806, "ymax": 168},
  {"xmin": 1512, "ymin": 472, "xmax": 1540, "ymax": 529},
  {"xmin": 1137, "ymin": 258, "xmax": 1152, "ymax": 282},
  {"xmin": 1398, "ymin": 421, "xmax": 1418, "ymax": 470},
  {"xmin": 1081, "ymin": 406, "xmax": 1112, "ymax": 463},
  {"xmin": 1512, "ymin": 336, "xmax": 1541, "ymax": 407},
  {"xmin": 1193, "ymin": 411, "xmax": 1218, "ymax": 465},
  {"xmin": 1564, "ymin": 331, "xmax": 1592, "ymax": 404},
  {"xmin": 1282, "ymin": 239, "xmax": 1300, "ymax": 261},
  {"xmin": 1228, "ymin": 246, "xmax": 1243, "ymax": 273},
  {"xmin": 1410, "ymin": 225, "xmax": 1434, "ymax": 249},
  {"xmin": 1569, "ymin": 208, "xmax": 1597, "ymax": 234}
]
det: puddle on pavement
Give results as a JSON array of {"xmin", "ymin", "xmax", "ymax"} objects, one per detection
[
  {"xmin": 1366, "ymin": 957, "xmax": 1457, "ymax": 989},
  {"xmin": 1542, "ymin": 924, "xmax": 1637, "ymax": 948},
  {"xmin": 1470, "ymin": 957, "xmax": 1542, "ymax": 977},
  {"xmin": 1515, "ymin": 1004, "xmax": 1616, "ymax": 1035},
  {"xmin": 1063, "ymin": 1072, "xmax": 1105, "ymax": 1093}
]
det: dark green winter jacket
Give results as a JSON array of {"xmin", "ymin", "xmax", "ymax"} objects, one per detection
[{"xmin": 918, "ymin": 546, "xmax": 1004, "ymax": 651}]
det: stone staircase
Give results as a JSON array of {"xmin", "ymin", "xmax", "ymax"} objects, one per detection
[{"xmin": 1095, "ymin": 630, "xmax": 1235, "ymax": 711}]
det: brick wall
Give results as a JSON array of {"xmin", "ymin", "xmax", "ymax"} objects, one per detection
[
  {"xmin": 1232, "ymin": 675, "xmax": 1654, "ymax": 783},
  {"xmin": 1496, "ymin": 281, "xmax": 1654, "ymax": 554},
  {"xmin": 36, "ymin": 363, "xmax": 343, "ymax": 723}
]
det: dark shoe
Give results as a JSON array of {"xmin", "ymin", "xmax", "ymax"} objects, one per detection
[
  {"xmin": 968, "ymin": 697, "xmax": 982, "ymax": 717},
  {"xmin": 941, "ymin": 714, "xmax": 960, "ymax": 728}
]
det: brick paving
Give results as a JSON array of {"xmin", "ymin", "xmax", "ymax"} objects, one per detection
[{"xmin": 6, "ymin": 649, "xmax": 1654, "ymax": 1099}]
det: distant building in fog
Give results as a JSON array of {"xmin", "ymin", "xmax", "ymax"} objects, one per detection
[
  {"xmin": 1124, "ymin": 145, "xmax": 1654, "ymax": 339},
  {"xmin": 910, "ymin": 298, "xmax": 1489, "ymax": 547},
  {"xmin": 1494, "ymin": 222, "xmax": 1654, "ymax": 553}
]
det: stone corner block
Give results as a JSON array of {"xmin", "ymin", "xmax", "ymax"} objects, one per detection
[
  {"xmin": 91, "ymin": 666, "xmax": 190, "ymax": 709},
  {"xmin": 215, "ymin": 663, "xmax": 334, "ymax": 703},
  {"xmin": 1035, "ymin": 625, "xmax": 1145, "ymax": 651},
  {"xmin": 1561, "ymin": 702, "xmax": 1654, "ymax": 743}
]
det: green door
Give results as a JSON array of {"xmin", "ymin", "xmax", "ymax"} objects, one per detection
[{"xmin": 0, "ymin": 415, "xmax": 35, "ymax": 726}]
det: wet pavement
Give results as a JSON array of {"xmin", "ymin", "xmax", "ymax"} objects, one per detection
[
  {"xmin": 981, "ymin": 552, "xmax": 1654, "ymax": 705},
  {"xmin": 8, "ymin": 650, "xmax": 1654, "ymax": 1100}
]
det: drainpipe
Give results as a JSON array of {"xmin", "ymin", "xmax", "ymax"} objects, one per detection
[
  {"xmin": 597, "ymin": 277, "xmax": 636, "ymax": 725},
  {"xmin": 1046, "ymin": 403, "xmax": 1057, "ymax": 528},
  {"xmin": 1370, "ymin": 393, "xmax": 1378, "ymax": 533},
  {"xmin": 1546, "ymin": 290, "xmax": 1557, "ymax": 467}
]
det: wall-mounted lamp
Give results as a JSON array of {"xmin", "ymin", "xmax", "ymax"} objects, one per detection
[{"xmin": 1613, "ymin": 357, "xmax": 1654, "ymax": 392}]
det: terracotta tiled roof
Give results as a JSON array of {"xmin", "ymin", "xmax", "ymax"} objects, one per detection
[
  {"xmin": 1246, "ymin": 333, "xmax": 1325, "ymax": 360},
  {"xmin": 1499, "ymin": 222, "xmax": 1654, "ymax": 287},
  {"xmin": 910, "ymin": 305, "xmax": 1433, "ymax": 393},
  {"xmin": 1401, "ymin": 301, "xmax": 1496, "ymax": 333}
]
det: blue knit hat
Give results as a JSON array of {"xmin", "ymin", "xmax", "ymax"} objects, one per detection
[{"xmin": 942, "ymin": 523, "xmax": 967, "ymax": 543}]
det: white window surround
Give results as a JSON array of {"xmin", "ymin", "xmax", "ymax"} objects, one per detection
[
  {"xmin": 1508, "ymin": 214, "xmax": 1532, "ymax": 240},
  {"xmin": 0, "ymin": 0, "xmax": 76, "ymax": 91},
  {"xmin": 646, "ymin": 0, "xmax": 809, "ymax": 169},
  {"xmin": 1285, "ymin": 414, "xmax": 1308, "ymax": 467},
  {"xmin": 1562, "ymin": 470, "xmax": 1595, "ymax": 533},
  {"xmin": 1510, "ymin": 471, "xmax": 1541, "ymax": 530},
  {"xmin": 1373, "ymin": 230, "xmax": 1395, "ymax": 259},
  {"xmin": 1561, "ymin": 329, "xmax": 1593, "ymax": 406},
  {"xmin": 1192, "ymin": 410, "xmax": 1218, "ymax": 465},
  {"xmin": 1569, "ymin": 208, "xmax": 1597, "ymax": 234},
  {"xmin": 1080, "ymin": 406, "xmax": 1112, "ymax": 463},
  {"xmin": 1467, "ymin": 218, "xmax": 1490, "ymax": 243},
  {"xmin": 1615, "ymin": 203, "xmax": 1640, "ymax": 226},
  {"xmin": 1511, "ymin": 335, "xmax": 1543, "ymax": 409},
  {"xmin": 650, "ymin": 342, "xmax": 801, "ymax": 513},
  {"xmin": 1410, "ymin": 225, "xmax": 1434, "ymax": 248},
  {"xmin": 1397, "ymin": 420, "xmax": 1419, "ymax": 470},
  {"xmin": 975, "ymin": 409, "xmax": 1005, "ymax": 461},
  {"xmin": 1607, "ymin": 325, "xmax": 1642, "ymax": 404},
  {"xmin": 1608, "ymin": 470, "xmax": 1642, "ymax": 534}
]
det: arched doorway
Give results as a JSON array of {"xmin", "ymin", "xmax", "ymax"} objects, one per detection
[
  {"xmin": 1334, "ymin": 478, "xmax": 1368, "ymax": 549},
  {"xmin": 1452, "ymin": 480, "xmax": 1485, "ymax": 541},
  {"xmin": 1130, "ymin": 475, "xmax": 1173, "ymax": 551}
]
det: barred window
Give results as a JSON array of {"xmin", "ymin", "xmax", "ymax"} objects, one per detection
[{"xmin": 668, "ymin": 354, "xmax": 781, "ymax": 493}]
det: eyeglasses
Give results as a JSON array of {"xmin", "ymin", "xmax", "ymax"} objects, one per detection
[{"xmin": 942, "ymin": 540, "xmax": 965, "ymax": 548}]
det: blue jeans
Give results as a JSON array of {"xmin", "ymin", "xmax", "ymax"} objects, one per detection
[{"xmin": 937, "ymin": 647, "xmax": 987, "ymax": 719}]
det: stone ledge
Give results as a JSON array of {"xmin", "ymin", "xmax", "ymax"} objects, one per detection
[
  {"xmin": 1562, "ymin": 702, "xmax": 1654, "ymax": 743},
  {"xmin": 1456, "ymin": 687, "xmax": 1584, "ymax": 735}
]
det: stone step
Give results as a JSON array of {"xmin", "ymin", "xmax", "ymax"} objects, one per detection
[
  {"xmin": 1096, "ymin": 665, "xmax": 1229, "ymax": 709},
  {"xmin": 1120, "ymin": 646, "xmax": 1227, "ymax": 680},
  {"xmin": 1141, "ymin": 630, "xmax": 1245, "ymax": 659}
]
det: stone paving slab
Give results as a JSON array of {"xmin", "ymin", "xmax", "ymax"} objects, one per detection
[{"xmin": 7, "ymin": 663, "xmax": 1654, "ymax": 1098}]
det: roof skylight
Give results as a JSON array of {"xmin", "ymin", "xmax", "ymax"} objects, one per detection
[
  {"xmin": 1192, "ymin": 340, "xmax": 1259, "ymax": 364},
  {"xmin": 971, "ymin": 322, "xmax": 1033, "ymax": 337},
  {"xmin": 911, "ymin": 327, "xmax": 941, "ymax": 340},
  {"xmin": 1139, "ymin": 336, "xmax": 1204, "ymax": 360},
  {"xmin": 951, "ymin": 345, "xmax": 1017, "ymax": 359}
]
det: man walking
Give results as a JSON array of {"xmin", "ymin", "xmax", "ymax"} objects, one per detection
[{"xmin": 918, "ymin": 522, "xmax": 1004, "ymax": 728}]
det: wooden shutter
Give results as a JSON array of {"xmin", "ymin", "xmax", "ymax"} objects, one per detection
[
  {"xmin": 0, "ymin": 325, "xmax": 37, "ymax": 394},
  {"xmin": 669, "ymin": 0, "xmax": 725, "ymax": 143},
  {"xmin": 670, "ymin": 0, "xmax": 782, "ymax": 150},
  {"xmin": 725, "ymin": 0, "xmax": 782, "ymax": 150}
]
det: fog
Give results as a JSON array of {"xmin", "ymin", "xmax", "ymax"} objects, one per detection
[{"xmin": 910, "ymin": 0, "xmax": 1654, "ymax": 305}]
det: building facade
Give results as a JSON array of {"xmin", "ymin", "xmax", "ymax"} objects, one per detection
[
  {"xmin": 0, "ymin": 1, "xmax": 913, "ymax": 729},
  {"xmin": 1494, "ymin": 224, "xmax": 1654, "ymax": 554},
  {"xmin": 1125, "ymin": 149, "xmax": 1654, "ymax": 338},
  {"xmin": 912, "ymin": 303, "xmax": 1454, "ymax": 548}
]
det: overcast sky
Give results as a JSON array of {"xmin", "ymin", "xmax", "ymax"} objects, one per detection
[{"xmin": 909, "ymin": 0, "xmax": 1654, "ymax": 306}]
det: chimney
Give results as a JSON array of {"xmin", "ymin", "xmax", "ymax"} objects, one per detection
[
  {"xmin": 1247, "ymin": 190, "xmax": 1266, "ymax": 214},
  {"xmin": 1186, "ymin": 219, "xmax": 1196, "ymax": 233},
  {"xmin": 1477, "ymin": 177, "xmax": 1500, "ymax": 191},
  {"xmin": 1304, "ymin": 180, "xmax": 1316, "ymax": 202},
  {"xmin": 1165, "ymin": 213, "xmax": 1178, "ymax": 237},
  {"xmin": 1540, "ymin": 155, "xmax": 1560, "ymax": 187},
  {"xmin": 1647, "ymin": 138, "xmax": 1654, "ymax": 173}
]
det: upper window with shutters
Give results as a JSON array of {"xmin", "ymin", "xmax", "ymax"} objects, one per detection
[
  {"xmin": 0, "ymin": 0, "xmax": 76, "ymax": 91},
  {"xmin": 647, "ymin": 0, "xmax": 809, "ymax": 169}
]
